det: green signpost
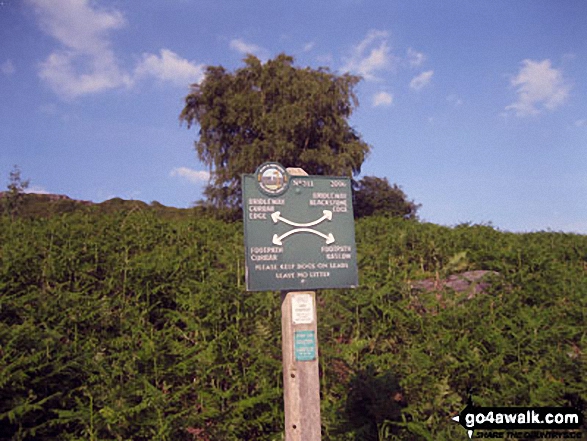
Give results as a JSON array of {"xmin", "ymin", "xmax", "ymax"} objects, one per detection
[
  {"xmin": 242, "ymin": 163, "xmax": 359, "ymax": 292},
  {"xmin": 243, "ymin": 163, "xmax": 358, "ymax": 440}
]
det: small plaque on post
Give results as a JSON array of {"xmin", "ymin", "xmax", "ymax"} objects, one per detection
[
  {"xmin": 292, "ymin": 293, "xmax": 314, "ymax": 324},
  {"xmin": 294, "ymin": 330, "xmax": 317, "ymax": 361}
]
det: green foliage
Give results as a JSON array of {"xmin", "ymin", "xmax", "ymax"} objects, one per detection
[
  {"xmin": 1, "ymin": 210, "xmax": 586, "ymax": 439},
  {"xmin": 339, "ymin": 366, "xmax": 404, "ymax": 440},
  {"xmin": 352, "ymin": 176, "xmax": 420, "ymax": 219},
  {"xmin": 180, "ymin": 53, "xmax": 371, "ymax": 213}
]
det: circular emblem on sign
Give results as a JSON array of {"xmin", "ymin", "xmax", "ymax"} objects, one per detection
[{"xmin": 256, "ymin": 162, "xmax": 289, "ymax": 196}]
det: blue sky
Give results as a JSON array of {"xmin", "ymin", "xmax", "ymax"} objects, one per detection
[{"xmin": 1, "ymin": 0, "xmax": 586, "ymax": 233}]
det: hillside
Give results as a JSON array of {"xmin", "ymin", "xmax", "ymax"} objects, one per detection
[
  {"xmin": 0, "ymin": 191, "xmax": 197, "ymax": 220},
  {"xmin": 0, "ymin": 207, "xmax": 585, "ymax": 440}
]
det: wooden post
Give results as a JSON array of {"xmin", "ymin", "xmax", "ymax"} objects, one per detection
[
  {"xmin": 281, "ymin": 167, "xmax": 321, "ymax": 441},
  {"xmin": 281, "ymin": 290, "xmax": 321, "ymax": 441}
]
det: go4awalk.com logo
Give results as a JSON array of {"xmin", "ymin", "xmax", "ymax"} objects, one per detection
[{"xmin": 451, "ymin": 396, "xmax": 584, "ymax": 439}]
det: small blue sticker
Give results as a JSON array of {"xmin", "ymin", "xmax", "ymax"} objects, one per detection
[{"xmin": 294, "ymin": 330, "xmax": 316, "ymax": 361}]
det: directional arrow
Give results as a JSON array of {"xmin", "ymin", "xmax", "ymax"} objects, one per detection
[
  {"xmin": 271, "ymin": 210, "xmax": 332, "ymax": 227},
  {"xmin": 451, "ymin": 415, "xmax": 473, "ymax": 439},
  {"xmin": 273, "ymin": 229, "xmax": 335, "ymax": 245}
]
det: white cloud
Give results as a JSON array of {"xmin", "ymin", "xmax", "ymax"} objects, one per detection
[
  {"xmin": 135, "ymin": 49, "xmax": 205, "ymax": 87},
  {"xmin": 410, "ymin": 70, "xmax": 433, "ymax": 91},
  {"xmin": 24, "ymin": 185, "xmax": 50, "ymax": 195},
  {"xmin": 505, "ymin": 59, "xmax": 570, "ymax": 117},
  {"xmin": 29, "ymin": 0, "xmax": 131, "ymax": 99},
  {"xmin": 407, "ymin": 48, "xmax": 426, "ymax": 68},
  {"xmin": 373, "ymin": 91, "xmax": 393, "ymax": 107},
  {"xmin": 38, "ymin": 50, "xmax": 131, "ymax": 98},
  {"xmin": 303, "ymin": 42, "xmax": 315, "ymax": 52},
  {"xmin": 229, "ymin": 38, "xmax": 267, "ymax": 59},
  {"xmin": 575, "ymin": 119, "xmax": 587, "ymax": 127},
  {"xmin": 28, "ymin": 0, "xmax": 204, "ymax": 99},
  {"xmin": 1, "ymin": 60, "xmax": 15, "ymax": 75},
  {"xmin": 28, "ymin": 0, "xmax": 126, "ymax": 53},
  {"xmin": 170, "ymin": 167, "xmax": 210, "ymax": 184},
  {"xmin": 341, "ymin": 30, "xmax": 395, "ymax": 81}
]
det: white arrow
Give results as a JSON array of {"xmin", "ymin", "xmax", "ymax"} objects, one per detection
[
  {"xmin": 271, "ymin": 210, "xmax": 332, "ymax": 227},
  {"xmin": 451, "ymin": 415, "xmax": 473, "ymax": 439},
  {"xmin": 273, "ymin": 229, "xmax": 335, "ymax": 246}
]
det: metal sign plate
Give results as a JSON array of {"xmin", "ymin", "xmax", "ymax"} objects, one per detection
[
  {"xmin": 292, "ymin": 293, "xmax": 315, "ymax": 324},
  {"xmin": 242, "ymin": 163, "xmax": 359, "ymax": 291},
  {"xmin": 294, "ymin": 330, "xmax": 317, "ymax": 361}
]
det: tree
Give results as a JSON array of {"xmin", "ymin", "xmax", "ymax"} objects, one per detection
[
  {"xmin": 3, "ymin": 165, "xmax": 30, "ymax": 219},
  {"xmin": 352, "ymin": 176, "xmax": 420, "ymax": 219},
  {"xmin": 180, "ymin": 53, "xmax": 371, "ymax": 214}
]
